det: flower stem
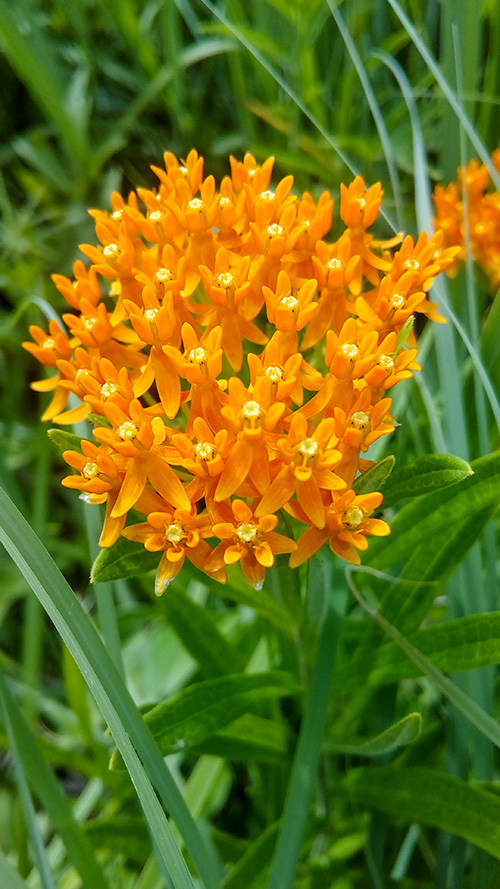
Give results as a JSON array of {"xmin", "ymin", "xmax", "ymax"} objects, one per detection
[{"xmin": 268, "ymin": 557, "xmax": 347, "ymax": 889}]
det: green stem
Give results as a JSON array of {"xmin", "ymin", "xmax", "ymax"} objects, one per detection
[{"xmin": 268, "ymin": 566, "xmax": 347, "ymax": 889}]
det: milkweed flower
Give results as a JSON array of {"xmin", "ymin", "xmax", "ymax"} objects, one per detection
[
  {"xmin": 24, "ymin": 150, "xmax": 454, "ymax": 592},
  {"xmin": 433, "ymin": 149, "xmax": 500, "ymax": 289}
]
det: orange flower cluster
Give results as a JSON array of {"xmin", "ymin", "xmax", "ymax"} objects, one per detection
[
  {"xmin": 433, "ymin": 149, "xmax": 500, "ymax": 289},
  {"xmin": 24, "ymin": 151, "xmax": 457, "ymax": 592}
]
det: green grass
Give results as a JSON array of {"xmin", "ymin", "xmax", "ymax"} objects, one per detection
[{"xmin": 1, "ymin": 1, "xmax": 500, "ymax": 887}]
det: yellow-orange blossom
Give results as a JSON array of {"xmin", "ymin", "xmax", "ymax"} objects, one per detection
[{"xmin": 24, "ymin": 151, "xmax": 458, "ymax": 592}]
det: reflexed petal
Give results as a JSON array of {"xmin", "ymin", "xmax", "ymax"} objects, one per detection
[
  {"xmin": 255, "ymin": 467, "xmax": 294, "ymax": 517},
  {"xmin": 111, "ymin": 459, "xmax": 147, "ymax": 517},
  {"xmin": 297, "ymin": 476, "xmax": 326, "ymax": 529},
  {"xmin": 214, "ymin": 439, "xmax": 252, "ymax": 501},
  {"xmin": 289, "ymin": 526, "xmax": 330, "ymax": 567},
  {"xmin": 147, "ymin": 453, "xmax": 191, "ymax": 510},
  {"xmin": 155, "ymin": 551, "xmax": 184, "ymax": 595}
]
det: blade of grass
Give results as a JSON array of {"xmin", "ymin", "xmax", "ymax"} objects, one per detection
[
  {"xmin": 197, "ymin": 0, "xmax": 404, "ymax": 225},
  {"xmin": 0, "ymin": 672, "xmax": 111, "ymax": 889},
  {"xmin": 0, "ymin": 676, "xmax": 56, "ymax": 889},
  {"xmin": 0, "ymin": 486, "xmax": 221, "ymax": 889},
  {"xmin": 267, "ymin": 552, "xmax": 347, "ymax": 889},
  {"xmin": 347, "ymin": 568, "xmax": 500, "ymax": 750},
  {"xmin": 386, "ymin": 0, "xmax": 500, "ymax": 191},
  {"xmin": 0, "ymin": 0, "xmax": 88, "ymax": 167},
  {"xmin": 326, "ymin": 0, "xmax": 404, "ymax": 230}
]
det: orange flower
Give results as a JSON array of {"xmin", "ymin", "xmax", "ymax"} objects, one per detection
[
  {"xmin": 207, "ymin": 499, "xmax": 297, "ymax": 589},
  {"xmin": 25, "ymin": 151, "xmax": 452, "ymax": 587},
  {"xmin": 290, "ymin": 490, "xmax": 390, "ymax": 567},
  {"xmin": 123, "ymin": 508, "xmax": 226, "ymax": 594}
]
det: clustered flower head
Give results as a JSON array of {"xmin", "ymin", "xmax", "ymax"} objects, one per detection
[
  {"xmin": 433, "ymin": 148, "xmax": 500, "ymax": 289},
  {"xmin": 24, "ymin": 151, "xmax": 458, "ymax": 593}
]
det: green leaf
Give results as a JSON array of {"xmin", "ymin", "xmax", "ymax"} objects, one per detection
[
  {"xmin": 367, "ymin": 450, "xmax": 500, "ymax": 577},
  {"xmin": 380, "ymin": 453, "xmax": 473, "ymax": 509},
  {"xmin": 352, "ymin": 455, "xmax": 396, "ymax": 496},
  {"xmin": 328, "ymin": 712, "xmax": 421, "ymax": 756},
  {"xmin": 346, "ymin": 766, "xmax": 500, "ymax": 859},
  {"xmin": 337, "ymin": 612, "xmax": 500, "ymax": 690},
  {"xmin": 91, "ymin": 536, "xmax": 159, "ymax": 583},
  {"xmin": 164, "ymin": 586, "xmax": 246, "ymax": 676},
  {"xmin": 0, "ymin": 674, "xmax": 110, "ymax": 889},
  {"xmin": 223, "ymin": 821, "xmax": 279, "ymax": 889},
  {"xmin": 0, "ymin": 486, "xmax": 218, "ymax": 889},
  {"xmin": 48, "ymin": 429, "xmax": 88, "ymax": 454},
  {"xmin": 191, "ymin": 714, "xmax": 292, "ymax": 763},
  {"xmin": 111, "ymin": 672, "xmax": 298, "ymax": 770}
]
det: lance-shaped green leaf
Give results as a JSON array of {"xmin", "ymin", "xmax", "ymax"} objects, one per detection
[
  {"xmin": 352, "ymin": 455, "xmax": 395, "ymax": 496},
  {"xmin": 328, "ymin": 712, "xmax": 421, "ymax": 756},
  {"xmin": 223, "ymin": 821, "xmax": 280, "ymax": 889},
  {"xmin": 48, "ymin": 428, "xmax": 88, "ymax": 453},
  {"xmin": 337, "ymin": 612, "xmax": 500, "ymax": 690},
  {"xmin": 191, "ymin": 713, "xmax": 292, "ymax": 763},
  {"xmin": 91, "ymin": 535, "xmax": 159, "ymax": 583},
  {"xmin": 366, "ymin": 450, "xmax": 500, "ymax": 572},
  {"xmin": 379, "ymin": 453, "xmax": 473, "ymax": 509},
  {"xmin": 346, "ymin": 766, "xmax": 500, "ymax": 859},
  {"xmin": 111, "ymin": 672, "xmax": 298, "ymax": 770}
]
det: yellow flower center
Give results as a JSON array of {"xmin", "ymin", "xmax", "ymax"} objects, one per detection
[
  {"xmin": 75, "ymin": 369, "xmax": 91, "ymax": 384},
  {"xmin": 165, "ymin": 522, "xmax": 186, "ymax": 545},
  {"xmin": 236, "ymin": 522, "xmax": 261, "ymax": 546},
  {"xmin": 83, "ymin": 462, "xmax": 99, "ymax": 479},
  {"xmin": 341, "ymin": 343, "xmax": 358, "ymax": 361},
  {"xmin": 103, "ymin": 243, "xmax": 120, "ymax": 258},
  {"xmin": 145, "ymin": 308, "xmax": 159, "ymax": 322},
  {"xmin": 118, "ymin": 421, "xmax": 138, "ymax": 441},
  {"xmin": 241, "ymin": 400, "xmax": 264, "ymax": 430},
  {"xmin": 187, "ymin": 347, "xmax": 208, "ymax": 366},
  {"xmin": 350, "ymin": 411, "xmax": 370, "ymax": 430},
  {"xmin": 195, "ymin": 441, "xmax": 215, "ymax": 462},
  {"xmin": 280, "ymin": 295, "xmax": 299, "ymax": 313},
  {"xmin": 187, "ymin": 198, "xmax": 203, "ymax": 212},
  {"xmin": 84, "ymin": 318, "xmax": 96, "ymax": 330},
  {"xmin": 155, "ymin": 268, "xmax": 174, "ymax": 284},
  {"xmin": 356, "ymin": 197, "xmax": 366, "ymax": 209},
  {"xmin": 295, "ymin": 437, "xmax": 319, "ymax": 466},
  {"xmin": 43, "ymin": 338, "xmax": 56, "ymax": 350},
  {"xmin": 378, "ymin": 354, "xmax": 394, "ymax": 371},
  {"xmin": 266, "ymin": 224, "xmax": 283, "ymax": 238},
  {"xmin": 216, "ymin": 272, "xmax": 234, "ymax": 289},
  {"xmin": 259, "ymin": 190, "xmax": 275, "ymax": 201},
  {"xmin": 343, "ymin": 506, "xmax": 364, "ymax": 530},
  {"xmin": 149, "ymin": 211, "xmax": 162, "ymax": 221},
  {"xmin": 404, "ymin": 258, "xmax": 420, "ymax": 271},
  {"xmin": 264, "ymin": 365, "xmax": 284, "ymax": 384},
  {"xmin": 220, "ymin": 196, "xmax": 232, "ymax": 207},
  {"xmin": 111, "ymin": 210, "xmax": 123, "ymax": 220},
  {"xmin": 390, "ymin": 293, "xmax": 405, "ymax": 310},
  {"xmin": 327, "ymin": 257, "xmax": 343, "ymax": 270},
  {"xmin": 101, "ymin": 381, "xmax": 118, "ymax": 399}
]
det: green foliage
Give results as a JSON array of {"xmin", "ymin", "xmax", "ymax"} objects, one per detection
[{"xmin": 2, "ymin": 1, "xmax": 500, "ymax": 888}]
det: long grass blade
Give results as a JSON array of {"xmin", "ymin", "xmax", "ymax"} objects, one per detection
[{"xmin": 0, "ymin": 486, "xmax": 221, "ymax": 889}]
